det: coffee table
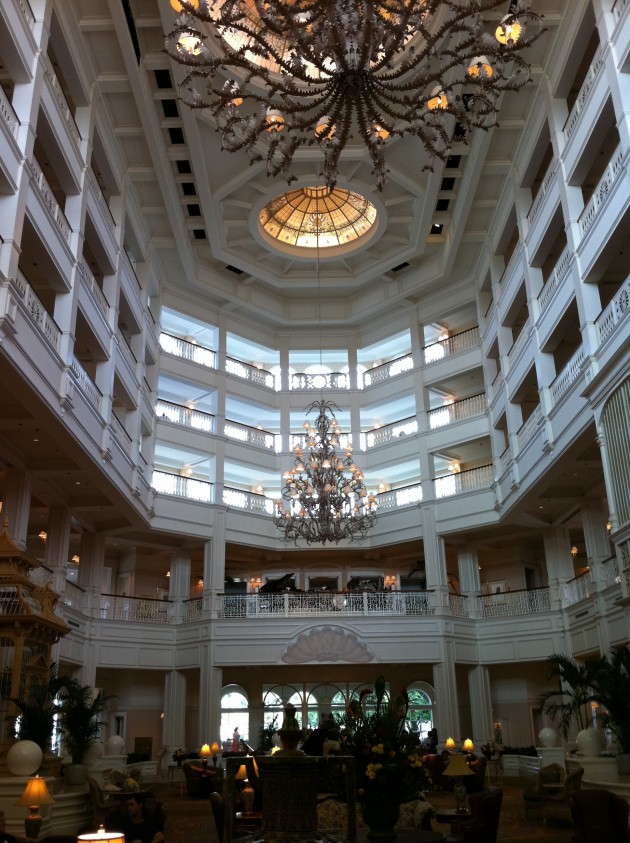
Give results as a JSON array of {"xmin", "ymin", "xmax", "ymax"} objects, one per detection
[{"xmin": 434, "ymin": 808, "xmax": 471, "ymax": 834}]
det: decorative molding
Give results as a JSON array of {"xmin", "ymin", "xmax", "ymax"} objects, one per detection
[{"xmin": 281, "ymin": 625, "xmax": 373, "ymax": 664}]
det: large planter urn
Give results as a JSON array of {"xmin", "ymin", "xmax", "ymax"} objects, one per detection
[
  {"xmin": 64, "ymin": 762, "xmax": 89, "ymax": 786},
  {"xmin": 576, "ymin": 727, "xmax": 605, "ymax": 757},
  {"xmin": 361, "ymin": 799, "xmax": 400, "ymax": 843}
]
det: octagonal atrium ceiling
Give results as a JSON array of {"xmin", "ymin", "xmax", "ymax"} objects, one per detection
[{"xmin": 70, "ymin": 0, "xmax": 564, "ymax": 327}]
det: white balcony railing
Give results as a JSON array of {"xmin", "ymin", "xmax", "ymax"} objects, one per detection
[
  {"xmin": 579, "ymin": 144, "xmax": 625, "ymax": 238},
  {"xmin": 550, "ymin": 347, "xmax": 586, "ymax": 405},
  {"xmin": 424, "ymin": 327, "xmax": 479, "ymax": 364},
  {"xmin": 364, "ymin": 417, "xmax": 418, "ymax": 448},
  {"xmin": 98, "ymin": 593, "xmax": 171, "ymax": 623},
  {"xmin": 516, "ymin": 405, "xmax": 542, "ymax": 453},
  {"xmin": 428, "ymin": 394, "xmax": 486, "ymax": 429},
  {"xmin": 77, "ymin": 260, "xmax": 110, "ymax": 321},
  {"xmin": 435, "ymin": 465, "xmax": 493, "ymax": 498},
  {"xmin": 70, "ymin": 356, "xmax": 102, "ymax": 411},
  {"xmin": 564, "ymin": 43, "xmax": 604, "ymax": 144},
  {"xmin": 42, "ymin": 53, "xmax": 81, "ymax": 149},
  {"xmin": 160, "ymin": 332, "xmax": 216, "ymax": 369},
  {"xmin": 224, "ymin": 420, "xmax": 278, "ymax": 450},
  {"xmin": 506, "ymin": 319, "xmax": 531, "ymax": 367},
  {"xmin": 14, "ymin": 270, "xmax": 61, "ymax": 350},
  {"xmin": 87, "ymin": 168, "xmax": 116, "ymax": 233},
  {"xmin": 16, "ymin": 0, "xmax": 35, "ymax": 27},
  {"xmin": 602, "ymin": 557, "xmax": 621, "ymax": 589},
  {"xmin": 527, "ymin": 161, "xmax": 558, "ymax": 224},
  {"xmin": 0, "ymin": 85, "xmax": 19, "ymax": 138},
  {"xmin": 226, "ymin": 356, "xmax": 276, "ymax": 389},
  {"xmin": 538, "ymin": 245, "xmax": 573, "ymax": 316},
  {"xmin": 222, "ymin": 487, "xmax": 275, "ymax": 514},
  {"xmin": 152, "ymin": 470, "xmax": 212, "ymax": 502},
  {"xmin": 156, "ymin": 399, "xmax": 214, "ymax": 433},
  {"xmin": 30, "ymin": 156, "xmax": 71, "ymax": 243},
  {"xmin": 376, "ymin": 483, "xmax": 423, "ymax": 510},
  {"xmin": 290, "ymin": 372, "xmax": 349, "ymax": 390},
  {"xmin": 596, "ymin": 274, "xmax": 630, "ymax": 346},
  {"xmin": 563, "ymin": 572, "xmax": 593, "ymax": 607},
  {"xmin": 219, "ymin": 590, "xmax": 433, "ymax": 618},
  {"xmin": 477, "ymin": 587, "xmax": 551, "ymax": 618},
  {"xmin": 184, "ymin": 597, "xmax": 202, "ymax": 622},
  {"xmin": 449, "ymin": 594, "xmax": 469, "ymax": 618},
  {"xmin": 362, "ymin": 354, "xmax": 413, "ymax": 387}
]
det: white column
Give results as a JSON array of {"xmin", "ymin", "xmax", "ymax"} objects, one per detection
[
  {"xmin": 468, "ymin": 665, "xmax": 493, "ymax": 746},
  {"xmin": 4, "ymin": 469, "xmax": 32, "ymax": 548},
  {"xmin": 432, "ymin": 641, "xmax": 460, "ymax": 743},
  {"xmin": 457, "ymin": 545, "xmax": 481, "ymax": 619},
  {"xmin": 163, "ymin": 670, "xmax": 188, "ymax": 752},
  {"xmin": 169, "ymin": 549, "xmax": 191, "ymax": 622},
  {"xmin": 422, "ymin": 506, "xmax": 448, "ymax": 609},
  {"xmin": 43, "ymin": 506, "xmax": 71, "ymax": 595}
]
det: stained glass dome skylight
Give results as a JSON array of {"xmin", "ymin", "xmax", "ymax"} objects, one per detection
[{"xmin": 259, "ymin": 186, "xmax": 378, "ymax": 251}]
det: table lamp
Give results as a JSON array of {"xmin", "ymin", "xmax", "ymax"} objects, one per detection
[
  {"xmin": 443, "ymin": 753, "xmax": 474, "ymax": 814},
  {"xmin": 78, "ymin": 826, "xmax": 125, "ymax": 843},
  {"xmin": 210, "ymin": 741, "xmax": 221, "ymax": 766},
  {"xmin": 463, "ymin": 738, "xmax": 475, "ymax": 753},
  {"xmin": 235, "ymin": 763, "xmax": 255, "ymax": 814},
  {"xmin": 445, "ymin": 737, "xmax": 456, "ymax": 751},
  {"xmin": 16, "ymin": 775, "xmax": 55, "ymax": 838},
  {"xmin": 200, "ymin": 743, "xmax": 212, "ymax": 769}
]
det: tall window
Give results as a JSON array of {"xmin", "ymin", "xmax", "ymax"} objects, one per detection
[
  {"xmin": 221, "ymin": 686, "xmax": 249, "ymax": 743},
  {"xmin": 406, "ymin": 682, "xmax": 434, "ymax": 739}
]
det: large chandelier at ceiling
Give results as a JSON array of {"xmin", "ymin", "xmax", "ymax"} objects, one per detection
[
  {"xmin": 274, "ymin": 400, "xmax": 377, "ymax": 544},
  {"xmin": 165, "ymin": 0, "xmax": 544, "ymax": 190}
]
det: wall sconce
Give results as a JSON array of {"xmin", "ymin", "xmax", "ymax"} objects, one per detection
[
  {"xmin": 571, "ymin": 546, "xmax": 578, "ymax": 558},
  {"xmin": 197, "ymin": 577, "xmax": 204, "ymax": 587},
  {"xmin": 448, "ymin": 462, "xmax": 461, "ymax": 473},
  {"xmin": 39, "ymin": 531, "xmax": 47, "ymax": 542},
  {"xmin": 606, "ymin": 521, "xmax": 612, "ymax": 534},
  {"xmin": 166, "ymin": 570, "xmax": 170, "ymax": 578},
  {"xmin": 71, "ymin": 555, "xmax": 80, "ymax": 564},
  {"xmin": 16, "ymin": 776, "xmax": 55, "ymax": 838}
]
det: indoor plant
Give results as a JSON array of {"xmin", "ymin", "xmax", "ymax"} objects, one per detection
[
  {"xmin": 57, "ymin": 678, "xmax": 114, "ymax": 784},
  {"xmin": 338, "ymin": 675, "xmax": 431, "ymax": 840},
  {"xmin": 539, "ymin": 653, "xmax": 598, "ymax": 741},
  {"xmin": 5, "ymin": 665, "xmax": 61, "ymax": 755},
  {"xmin": 589, "ymin": 648, "xmax": 630, "ymax": 772}
]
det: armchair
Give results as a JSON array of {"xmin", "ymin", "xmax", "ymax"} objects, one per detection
[
  {"xmin": 444, "ymin": 787, "xmax": 503, "ymax": 843},
  {"xmin": 542, "ymin": 766, "xmax": 584, "ymax": 826},
  {"xmin": 570, "ymin": 788, "xmax": 630, "ymax": 843},
  {"xmin": 523, "ymin": 762, "xmax": 565, "ymax": 819}
]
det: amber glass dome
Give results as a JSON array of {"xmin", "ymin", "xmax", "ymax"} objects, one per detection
[{"xmin": 259, "ymin": 186, "xmax": 378, "ymax": 250}]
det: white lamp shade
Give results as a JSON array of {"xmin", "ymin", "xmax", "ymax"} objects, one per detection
[{"xmin": 7, "ymin": 741, "xmax": 43, "ymax": 776}]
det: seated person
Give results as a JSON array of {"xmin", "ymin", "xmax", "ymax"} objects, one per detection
[{"xmin": 108, "ymin": 794, "xmax": 165, "ymax": 843}]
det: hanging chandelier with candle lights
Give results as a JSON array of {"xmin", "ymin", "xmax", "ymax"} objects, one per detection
[
  {"xmin": 274, "ymin": 400, "xmax": 376, "ymax": 544},
  {"xmin": 165, "ymin": 0, "xmax": 544, "ymax": 190}
]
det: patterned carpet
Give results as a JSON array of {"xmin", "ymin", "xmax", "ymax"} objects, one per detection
[{"xmin": 153, "ymin": 778, "xmax": 574, "ymax": 843}]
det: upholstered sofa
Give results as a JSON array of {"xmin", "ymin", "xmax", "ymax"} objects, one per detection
[{"xmin": 316, "ymin": 797, "xmax": 434, "ymax": 831}]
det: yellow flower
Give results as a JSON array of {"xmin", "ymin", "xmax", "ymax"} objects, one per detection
[
  {"xmin": 372, "ymin": 743, "xmax": 385, "ymax": 755},
  {"xmin": 366, "ymin": 762, "xmax": 383, "ymax": 779}
]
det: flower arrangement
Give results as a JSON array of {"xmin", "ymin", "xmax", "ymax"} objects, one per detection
[{"xmin": 338, "ymin": 675, "xmax": 431, "ymax": 804}]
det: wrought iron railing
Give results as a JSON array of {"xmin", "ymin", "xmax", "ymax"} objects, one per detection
[
  {"xmin": 98, "ymin": 593, "xmax": 172, "ymax": 623},
  {"xmin": 477, "ymin": 587, "xmax": 551, "ymax": 618},
  {"xmin": 219, "ymin": 590, "xmax": 433, "ymax": 618}
]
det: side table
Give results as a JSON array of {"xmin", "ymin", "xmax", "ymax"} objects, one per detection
[{"xmin": 435, "ymin": 808, "xmax": 471, "ymax": 834}]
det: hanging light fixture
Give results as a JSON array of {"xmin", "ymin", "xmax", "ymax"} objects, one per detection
[
  {"xmin": 274, "ymin": 399, "xmax": 377, "ymax": 544},
  {"xmin": 164, "ymin": 1, "xmax": 544, "ymax": 190}
]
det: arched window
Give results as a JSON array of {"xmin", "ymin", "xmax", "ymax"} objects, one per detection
[
  {"xmin": 263, "ymin": 684, "xmax": 302, "ymax": 728},
  {"xmin": 406, "ymin": 682, "xmax": 435, "ymax": 739},
  {"xmin": 221, "ymin": 685, "xmax": 249, "ymax": 743}
]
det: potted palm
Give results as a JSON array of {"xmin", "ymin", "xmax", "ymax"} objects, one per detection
[
  {"xmin": 589, "ymin": 648, "xmax": 630, "ymax": 774},
  {"xmin": 57, "ymin": 679, "xmax": 114, "ymax": 785},
  {"xmin": 539, "ymin": 653, "xmax": 599, "ymax": 748}
]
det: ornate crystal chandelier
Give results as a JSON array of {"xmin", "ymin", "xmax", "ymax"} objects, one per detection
[
  {"xmin": 165, "ymin": 0, "xmax": 544, "ymax": 189},
  {"xmin": 273, "ymin": 400, "xmax": 377, "ymax": 544}
]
